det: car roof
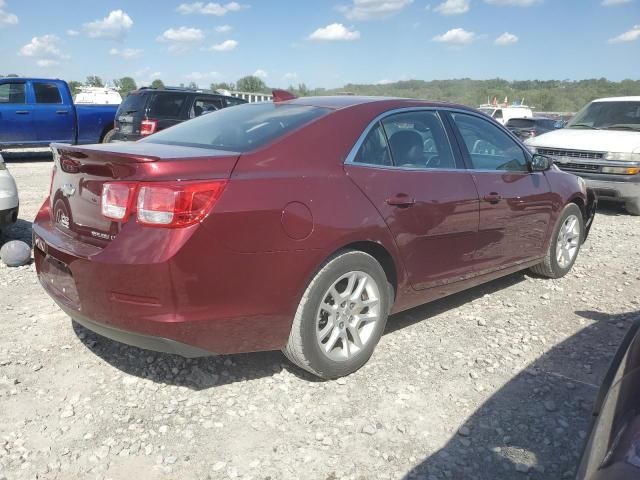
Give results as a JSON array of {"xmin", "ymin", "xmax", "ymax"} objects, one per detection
[
  {"xmin": 592, "ymin": 96, "xmax": 640, "ymax": 102},
  {"xmin": 132, "ymin": 88, "xmax": 234, "ymax": 98},
  {"xmin": 279, "ymin": 95, "xmax": 475, "ymax": 112}
]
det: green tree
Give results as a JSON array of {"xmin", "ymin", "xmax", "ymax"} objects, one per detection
[
  {"xmin": 236, "ymin": 75, "xmax": 268, "ymax": 93},
  {"xmin": 85, "ymin": 75, "xmax": 104, "ymax": 87},
  {"xmin": 6, "ymin": 73, "xmax": 19, "ymax": 78},
  {"xmin": 211, "ymin": 82, "xmax": 235, "ymax": 92},
  {"xmin": 67, "ymin": 81, "xmax": 83, "ymax": 96},
  {"xmin": 113, "ymin": 76, "xmax": 137, "ymax": 96},
  {"xmin": 187, "ymin": 81, "xmax": 198, "ymax": 90},
  {"xmin": 150, "ymin": 79, "xmax": 165, "ymax": 89}
]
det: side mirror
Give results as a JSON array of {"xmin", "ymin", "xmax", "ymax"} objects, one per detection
[{"xmin": 530, "ymin": 154, "xmax": 552, "ymax": 172}]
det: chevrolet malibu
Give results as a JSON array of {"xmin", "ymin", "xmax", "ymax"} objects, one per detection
[{"xmin": 33, "ymin": 96, "xmax": 596, "ymax": 379}]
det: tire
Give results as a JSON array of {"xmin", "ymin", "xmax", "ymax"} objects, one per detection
[
  {"xmin": 283, "ymin": 250, "xmax": 391, "ymax": 379},
  {"xmin": 625, "ymin": 198, "xmax": 640, "ymax": 216},
  {"xmin": 530, "ymin": 203, "xmax": 584, "ymax": 279},
  {"xmin": 101, "ymin": 128, "xmax": 116, "ymax": 144}
]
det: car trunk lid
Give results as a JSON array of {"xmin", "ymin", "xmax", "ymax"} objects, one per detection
[{"xmin": 50, "ymin": 142, "xmax": 239, "ymax": 246}]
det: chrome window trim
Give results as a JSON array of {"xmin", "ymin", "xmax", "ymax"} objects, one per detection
[
  {"xmin": 344, "ymin": 106, "xmax": 533, "ymax": 174},
  {"xmin": 344, "ymin": 107, "xmax": 457, "ymax": 169}
]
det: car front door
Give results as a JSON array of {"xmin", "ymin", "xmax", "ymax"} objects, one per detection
[
  {"xmin": 345, "ymin": 109, "xmax": 480, "ymax": 290},
  {"xmin": 32, "ymin": 81, "xmax": 74, "ymax": 143},
  {"xmin": 0, "ymin": 81, "xmax": 35, "ymax": 145},
  {"xmin": 446, "ymin": 111, "xmax": 553, "ymax": 274}
]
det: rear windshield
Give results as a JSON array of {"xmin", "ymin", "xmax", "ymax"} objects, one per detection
[
  {"xmin": 118, "ymin": 92, "xmax": 148, "ymax": 114},
  {"xmin": 142, "ymin": 102, "xmax": 331, "ymax": 152},
  {"xmin": 506, "ymin": 118, "xmax": 534, "ymax": 128}
]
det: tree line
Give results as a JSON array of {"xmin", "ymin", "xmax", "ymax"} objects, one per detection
[{"xmin": 2, "ymin": 73, "xmax": 639, "ymax": 112}]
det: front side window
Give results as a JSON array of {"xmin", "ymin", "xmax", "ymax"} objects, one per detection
[
  {"xmin": 382, "ymin": 111, "xmax": 455, "ymax": 169},
  {"xmin": 451, "ymin": 113, "xmax": 528, "ymax": 172},
  {"xmin": 33, "ymin": 82, "xmax": 62, "ymax": 104},
  {"xmin": 191, "ymin": 97, "xmax": 225, "ymax": 118},
  {"xmin": 143, "ymin": 102, "xmax": 330, "ymax": 152},
  {"xmin": 0, "ymin": 83, "xmax": 26, "ymax": 104}
]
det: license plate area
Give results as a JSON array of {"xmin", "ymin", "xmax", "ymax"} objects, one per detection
[
  {"xmin": 40, "ymin": 255, "xmax": 80, "ymax": 309},
  {"xmin": 119, "ymin": 124, "xmax": 133, "ymax": 135}
]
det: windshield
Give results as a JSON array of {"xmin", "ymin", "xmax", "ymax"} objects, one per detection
[
  {"xmin": 506, "ymin": 119, "xmax": 534, "ymax": 128},
  {"xmin": 118, "ymin": 92, "xmax": 147, "ymax": 114},
  {"xmin": 478, "ymin": 108, "xmax": 495, "ymax": 117},
  {"xmin": 568, "ymin": 101, "xmax": 640, "ymax": 131},
  {"xmin": 141, "ymin": 102, "xmax": 331, "ymax": 152}
]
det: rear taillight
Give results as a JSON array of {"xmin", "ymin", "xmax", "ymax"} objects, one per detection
[
  {"xmin": 101, "ymin": 183, "xmax": 136, "ymax": 221},
  {"xmin": 101, "ymin": 180, "xmax": 227, "ymax": 228},
  {"xmin": 140, "ymin": 119, "xmax": 158, "ymax": 136}
]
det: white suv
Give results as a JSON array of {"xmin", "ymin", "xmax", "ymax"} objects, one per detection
[
  {"xmin": 526, "ymin": 97, "xmax": 640, "ymax": 215},
  {"xmin": 0, "ymin": 153, "xmax": 19, "ymax": 231}
]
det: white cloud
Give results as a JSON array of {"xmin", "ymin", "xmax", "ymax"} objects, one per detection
[
  {"xmin": 495, "ymin": 32, "xmax": 518, "ymax": 45},
  {"xmin": 66, "ymin": 29, "xmax": 79, "ymax": 36},
  {"xmin": 433, "ymin": 27, "xmax": 477, "ymax": 45},
  {"xmin": 602, "ymin": 0, "xmax": 632, "ymax": 5},
  {"xmin": 376, "ymin": 79, "xmax": 395, "ymax": 85},
  {"xmin": 215, "ymin": 24, "xmax": 233, "ymax": 32},
  {"xmin": 338, "ymin": 0, "xmax": 413, "ymax": 20},
  {"xmin": 485, "ymin": 0, "xmax": 542, "ymax": 5},
  {"xmin": 0, "ymin": 0, "xmax": 17, "ymax": 26},
  {"xmin": 83, "ymin": 10, "xmax": 133, "ymax": 39},
  {"xmin": 434, "ymin": 0, "xmax": 470, "ymax": 15},
  {"xmin": 109, "ymin": 47, "xmax": 143, "ymax": 59},
  {"xmin": 177, "ymin": 2, "xmax": 247, "ymax": 15},
  {"xmin": 205, "ymin": 39, "xmax": 239, "ymax": 51},
  {"xmin": 609, "ymin": 24, "xmax": 640, "ymax": 43},
  {"xmin": 309, "ymin": 23, "xmax": 360, "ymax": 41},
  {"xmin": 283, "ymin": 72, "xmax": 298, "ymax": 81},
  {"xmin": 19, "ymin": 35, "xmax": 69, "ymax": 66},
  {"xmin": 158, "ymin": 27, "xmax": 204, "ymax": 52},
  {"xmin": 184, "ymin": 71, "xmax": 221, "ymax": 81},
  {"xmin": 253, "ymin": 69, "xmax": 268, "ymax": 79}
]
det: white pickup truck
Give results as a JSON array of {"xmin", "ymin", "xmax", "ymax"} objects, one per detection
[{"xmin": 526, "ymin": 96, "xmax": 640, "ymax": 215}]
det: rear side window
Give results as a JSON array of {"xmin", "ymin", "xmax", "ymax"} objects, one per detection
[
  {"xmin": 190, "ymin": 97, "xmax": 225, "ymax": 118},
  {"xmin": 148, "ymin": 93, "xmax": 186, "ymax": 118},
  {"xmin": 118, "ymin": 92, "xmax": 147, "ymax": 114},
  {"xmin": 34, "ymin": 82, "xmax": 62, "ymax": 104},
  {"xmin": 354, "ymin": 122, "xmax": 392, "ymax": 166},
  {"xmin": 0, "ymin": 83, "xmax": 26, "ymax": 104},
  {"xmin": 142, "ymin": 102, "xmax": 331, "ymax": 152}
]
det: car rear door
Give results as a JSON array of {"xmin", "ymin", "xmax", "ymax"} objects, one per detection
[
  {"xmin": 146, "ymin": 92, "xmax": 188, "ymax": 132},
  {"xmin": 446, "ymin": 110, "xmax": 553, "ymax": 274},
  {"xmin": 0, "ymin": 81, "xmax": 36, "ymax": 145},
  {"xmin": 32, "ymin": 81, "xmax": 75, "ymax": 143},
  {"xmin": 345, "ymin": 109, "xmax": 480, "ymax": 291},
  {"xmin": 188, "ymin": 95, "xmax": 226, "ymax": 118}
]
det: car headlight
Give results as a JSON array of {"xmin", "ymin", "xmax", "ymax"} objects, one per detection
[
  {"xmin": 601, "ymin": 166, "xmax": 640, "ymax": 175},
  {"xmin": 604, "ymin": 152, "xmax": 640, "ymax": 162}
]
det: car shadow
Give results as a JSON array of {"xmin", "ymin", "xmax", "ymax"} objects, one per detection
[
  {"xmin": 595, "ymin": 199, "xmax": 629, "ymax": 217},
  {"xmin": 402, "ymin": 309, "xmax": 639, "ymax": 480},
  {"xmin": 1, "ymin": 152, "xmax": 52, "ymax": 163},
  {"xmin": 72, "ymin": 271, "xmax": 528, "ymax": 390},
  {"xmin": 0, "ymin": 218, "xmax": 34, "ymax": 247}
]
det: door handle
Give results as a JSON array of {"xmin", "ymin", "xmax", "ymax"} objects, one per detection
[
  {"xmin": 483, "ymin": 193, "xmax": 503, "ymax": 204},
  {"xmin": 56, "ymin": 110, "xmax": 69, "ymax": 114},
  {"xmin": 386, "ymin": 195, "xmax": 415, "ymax": 208},
  {"xmin": 15, "ymin": 110, "xmax": 30, "ymax": 115}
]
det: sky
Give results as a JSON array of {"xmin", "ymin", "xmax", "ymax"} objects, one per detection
[{"xmin": 0, "ymin": 0, "xmax": 639, "ymax": 89}]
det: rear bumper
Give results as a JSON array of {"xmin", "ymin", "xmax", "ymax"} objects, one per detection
[
  {"xmin": 56, "ymin": 299, "xmax": 215, "ymax": 357},
  {"xmin": 110, "ymin": 131, "xmax": 142, "ymax": 143}
]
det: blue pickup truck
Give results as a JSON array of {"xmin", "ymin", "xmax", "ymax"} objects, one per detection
[{"xmin": 0, "ymin": 78, "xmax": 118, "ymax": 149}]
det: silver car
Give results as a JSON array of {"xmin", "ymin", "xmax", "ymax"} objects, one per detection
[{"xmin": 0, "ymin": 153, "xmax": 19, "ymax": 231}]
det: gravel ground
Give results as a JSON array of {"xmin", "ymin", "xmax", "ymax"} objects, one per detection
[{"xmin": 1, "ymin": 157, "xmax": 639, "ymax": 480}]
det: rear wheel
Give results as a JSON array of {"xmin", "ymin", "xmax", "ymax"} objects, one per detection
[
  {"xmin": 530, "ymin": 203, "xmax": 584, "ymax": 279},
  {"xmin": 101, "ymin": 128, "xmax": 116, "ymax": 143},
  {"xmin": 283, "ymin": 251, "xmax": 391, "ymax": 379}
]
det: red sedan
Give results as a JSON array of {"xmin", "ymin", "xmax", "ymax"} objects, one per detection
[{"xmin": 33, "ymin": 95, "xmax": 596, "ymax": 379}]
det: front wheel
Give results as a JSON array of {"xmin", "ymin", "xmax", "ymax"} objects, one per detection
[
  {"xmin": 283, "ymin": 251, "xmax": 391, "ymax": 379},
  {"xmin": 530, "ymin": 203, "xmax": 584, "ymax": 279}
]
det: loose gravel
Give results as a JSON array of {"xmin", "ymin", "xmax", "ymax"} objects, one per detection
[{"xmin": 1, "ymin": 158, "xmax": 639, "ymax": 480}]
